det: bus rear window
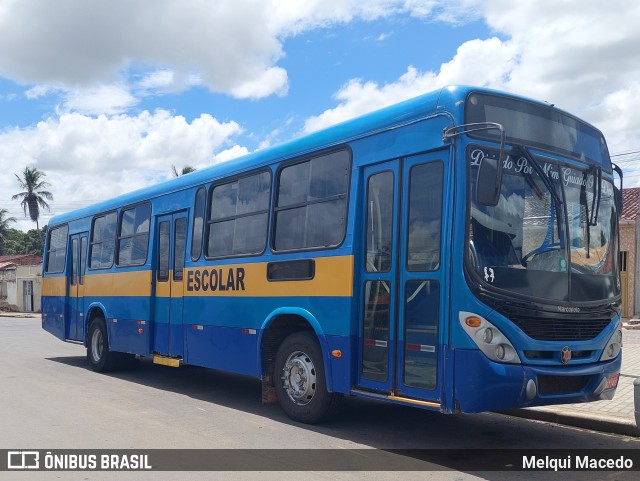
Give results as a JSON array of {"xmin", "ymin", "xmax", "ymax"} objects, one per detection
[
  {"xmin": 45, "ymin": 225, "xmax": 68, "ymax": 274},
  {"xmin": 465, "ymin": 93, "xmax": 611, "ymax": 170}
]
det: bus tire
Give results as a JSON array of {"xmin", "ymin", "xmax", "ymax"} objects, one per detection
[
  {"xmin": 87, "ymin": 317, "xmax": 118, "ymax": 372},
  {"xmin": 274, "ymin": 332, "xmax": 341, "ymax": 424}
]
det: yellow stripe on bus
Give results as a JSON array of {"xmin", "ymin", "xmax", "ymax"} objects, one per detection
[
  {"xmin": 41, "ymin": 276, "xmax": 66, "ymax": 297},
  {"xmin": 42, "ymin": 256, "xmax": 353, "ymax": 299},
  {"xmin": 84, "ymin": 270, "xmax": 152, "ymax": 297}
]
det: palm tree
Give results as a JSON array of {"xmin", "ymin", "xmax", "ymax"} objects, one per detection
[
  {"xmin": 0, "ymin": 208, "xmax": 17, "ymax": 255},
  {"xmin": 12, "ymin": 167, "xmax": 53, "ymax": 232},
  {"xmin": 172, "ymin": 165, "xmax": 196, "ymax": 177}
]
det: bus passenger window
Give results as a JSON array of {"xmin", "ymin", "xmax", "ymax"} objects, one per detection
[
  {"xmin": 191, "ymin": 187, "xmax": 206, "ymax": 261},
  {"xmin": 117, "ymin": 204, "xmax": 151, "ymax": 266},
  {"xmin": 89, "ymin": 212, "xmax": 117, "ymax": 269},
  {"xmin": 274, "ymin": 150, "xmax": 350, "ymax": 251},
  {"xmin": 207, "ymin": 171, "xmax": 270, "ymax": 258},
  {"xmin": 45, "ymin": 224, "xmax": 69, "ymax": 274}
]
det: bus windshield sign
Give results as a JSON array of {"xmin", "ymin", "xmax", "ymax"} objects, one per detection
[{"xmin": 465, "ymin": 92, "xmax": 612, "ymax": 171}]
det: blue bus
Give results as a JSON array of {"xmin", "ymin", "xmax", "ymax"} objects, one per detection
[{"xmin": 42, "ymin": 85, "xmax": 623, "ymax": 423}]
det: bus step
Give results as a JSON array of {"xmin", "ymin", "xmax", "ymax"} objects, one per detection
[{"xmin": 152, "ymin": 355, "xmax": 181, "ymax": 368}]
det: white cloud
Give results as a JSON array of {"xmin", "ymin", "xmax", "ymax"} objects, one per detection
[
  {"xmin": 25, "ymin": 84, "xmax": 55, "ymax": 99},
  {"xmin": 0, "ymin": 110, "xmax": 244, "ymax": 228},
  {"xmin": 62, "ymin": 84, "xmax": 138, "ymax": 115},
  {"xmin": 137, "ymin": 70, "xmax": 175, "ymax": 91},
  {"xmin": 0, "ymin": 0, "xmax": 472, "ymax": 108}
]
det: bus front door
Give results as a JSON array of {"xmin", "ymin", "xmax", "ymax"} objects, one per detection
[
  {"xmin": 358, "ymin": 152, "xmax": 447, "ymax": 406},
  {"xmin": 154, "ymin": 212, "xmax": 188, "ymax": 358},
  {"xmin": 67, "ymin": 233, "xmax": 87, "ymax": 341}
]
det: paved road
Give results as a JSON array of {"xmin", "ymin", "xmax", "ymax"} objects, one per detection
[{"xmin": 1, "ymin": 316, "xmax": 639, "ymax": 481}]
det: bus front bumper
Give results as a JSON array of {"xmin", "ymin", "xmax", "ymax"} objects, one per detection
[{"xmin": 454, "ymin": 348, "xmax": 622, "ymax": 413}]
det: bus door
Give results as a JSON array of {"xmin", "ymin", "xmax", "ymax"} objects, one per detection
[
  {"xmin": 154, "ymin": 212, "xmax": 188, "ymax": 358},
  {"xmin": 358, "ymin": 152, "xmax": 446, "ymax": 403},
  {"xmin": 67, "ymin": 233, "xmax": 88, "ymax": 341}
]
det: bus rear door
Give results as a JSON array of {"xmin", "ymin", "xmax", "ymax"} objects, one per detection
[
  {"xmin": 67, "ymin": 232, "xmax": 88, "ymax": 341},
  {"xmin": 153, "ymin": 212, "xmax": 188, "ymax": 358},
  {"xmin": 358, "ymin": 151, "xmax": 447, "ymax": 407}
]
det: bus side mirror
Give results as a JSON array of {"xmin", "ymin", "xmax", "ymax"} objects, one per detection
[
  {"xmin": 476, "ymin": 155, "xmax": 503, "ymax": 206},
  {"xmin": 612, "ymin": 163, "xmax": 623, "ymax": 218}
]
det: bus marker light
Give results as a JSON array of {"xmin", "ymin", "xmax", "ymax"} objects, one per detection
[
  {"xmin": 331, "ymin": 350, "xmax": 342, "ymax": 358},
  {"xmin": 465, "ymin": 316, "xmax": 482, "ymax": 328},
  {"xmin": 137, "ymin": 328, "xmax": 144, "ymax": 334},
  {"xmin": 606, "ymin": 373, "xmax": 620, "ymax": 390},
  {"xmin": 526, "ymin": 379, "xmax": 537, "ymax": 400},
  {"xmin": 242, "ymin": 328, "xmax": 257, "ymax": 335}
]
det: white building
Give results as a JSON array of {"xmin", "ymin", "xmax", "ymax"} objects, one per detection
[{"xmin": 0, "ymin": 254, "xmax": 43, "ymax": 312}]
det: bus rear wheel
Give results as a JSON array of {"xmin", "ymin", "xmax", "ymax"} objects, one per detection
[
  {"xmin": 87, "ymin": 317, "xmax": 120, "ymax": 372},
  {"xmin": 274, "ymin": 332, "xmax": 341, "ymax": 424}
]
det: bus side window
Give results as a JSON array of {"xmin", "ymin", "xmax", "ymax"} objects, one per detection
[
  {"xmin": 273, "ymin": 149, "xmax": 350, "ymax": 251},
  {"xmin": 89, "ymin": 212, "xmax": 117, "ymax": 269},
  {"xmin": 206, "ymin": 170, "xmax": 271, "ymax": 258},
  {"xmin": 45, "ymin": 225, "xmax": 69, "ymax": 274},
  {"xmin": 117, "ymin": 204, "xmax": 151, "ymax": 267},
  {"xmin": 191, "ymin": 186, "xmax": 206, "ymax": 261}
]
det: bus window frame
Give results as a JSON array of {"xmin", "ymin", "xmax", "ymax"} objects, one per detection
[
  {"xmin": 204, "ymin": 167, "xmax": 272, "ymax": 261},
  {"xmin": 115, "ymin": 201, "xmax": 152, "ymax": 268},
  {"xmin": 271, "ymin": 146, "xmax": 352, "ymax": 254},
  {"xmin": 190, "ymin": 185, "xmax": 207, "ymax": 262},
  {"xmin": 88, "ymin": 211, "xmax": 118, "ymax": 271},
  {"xmin": 44, "ymin": 224, "xmax": 69, "ymax": 275}
]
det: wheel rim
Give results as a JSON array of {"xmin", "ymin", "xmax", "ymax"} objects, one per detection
[
  {"xmin": 281, "ymin": 350, "xmax": 317, "ymax": 405},
  {"xmin": 90, "ymin": 327, "xmax": 104, "ymax": 363}
]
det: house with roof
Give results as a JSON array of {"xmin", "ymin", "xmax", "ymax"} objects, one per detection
[
  {"xmin": 620, "ymin": 187, "xmax": 640, "ymax": 318},
  {"xmin": 0, "ymin": 254, "xmax": 42, "ymax": 312}
]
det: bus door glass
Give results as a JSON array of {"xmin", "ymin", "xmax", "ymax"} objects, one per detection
[
  {"xmin": 154, "ymin": 212, "xmax": 188, "ymax": 357},
  {"xmin": 358, "ymin": 152, "xmax": 446, "ymax": 401},
  {"xmin": 67, "ymin": 232, "xmax": 88, "ymax": 341}
]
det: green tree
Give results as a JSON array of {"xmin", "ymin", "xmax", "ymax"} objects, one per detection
[
  {"xmin": 12, "ymin": 167, "xmax": 53, "ymax": 233},
  {"xmin": 172, "ymin": 165, "xmax": 196, "ymax": 177},
  {"xmin": 0, "ymin": 209, "xmax": 17, "ymax": 255}
]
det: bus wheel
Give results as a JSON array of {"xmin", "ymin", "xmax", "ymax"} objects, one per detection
[
  {"xmin": 274, "ymin": 332, "xmax": 341, "ymax": 424},
  {"xmin": 87, "ymin": 317, "xmax": 118, "ymax": 372}
]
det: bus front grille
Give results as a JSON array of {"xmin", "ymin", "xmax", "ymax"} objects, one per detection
[{"xmin": 510, "ymin": 316, "xmax": 611, "ymax": 341}]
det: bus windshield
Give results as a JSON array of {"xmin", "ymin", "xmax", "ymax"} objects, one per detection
[{"xmin": 467, "ymin": 145, "xmax": 619, "ymax": 304}]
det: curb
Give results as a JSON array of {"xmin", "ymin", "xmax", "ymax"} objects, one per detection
[
  {"xmin": 502, "ymin": 407, "xmax": 639, "ymax": 437},
  {"xmin": 0, "ymin": 312, "xmax": 39, "ymax": 318}
]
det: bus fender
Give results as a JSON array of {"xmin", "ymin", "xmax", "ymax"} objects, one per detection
[
  {"xmin": 85, "ymin": 302, "xmax": 110, "ymax": 347},
  {"xmin": 258, "ymin": 307, "xmax": 335, "ymax": 392}
]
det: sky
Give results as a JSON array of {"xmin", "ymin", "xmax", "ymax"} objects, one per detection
[{"xmin": 2, "ymin": 0, "xmax": 640, "ymax": 232}]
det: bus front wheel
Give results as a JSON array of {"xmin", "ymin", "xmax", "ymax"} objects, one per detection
[
  {"xmin": 87, "ymin": 317, "xmax": 119, "ymax": 372},
  {"xmin": 274, "ymin": 332, "xmax": 341, "ymax": 424}
]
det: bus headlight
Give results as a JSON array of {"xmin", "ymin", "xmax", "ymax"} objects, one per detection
[
  {"xmin": 600, "ymin": 323, "xmax": 622, "ymax": 361},
  {"xmin": 459, "ymin": 311, "xmax": 521, "ymax": 364}
]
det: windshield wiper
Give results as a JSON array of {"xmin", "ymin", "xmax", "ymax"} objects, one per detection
[
  {"xmin": 588, "ymin": 165, "xmax": 602, "ymax": 227},
  {"xmin": 512, "ymin": 145, "xmax": 563, "ymax": 207},
  {"xmin": 581, "ymin": 165, "xmax": 602, "ymax": 259}
]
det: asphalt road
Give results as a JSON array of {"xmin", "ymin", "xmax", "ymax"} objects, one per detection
[{"xmin": 1, "ymin": 315, "xmax": 638, "ymax": 481}]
